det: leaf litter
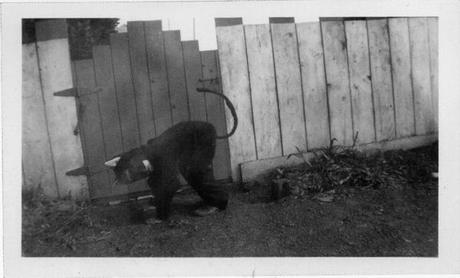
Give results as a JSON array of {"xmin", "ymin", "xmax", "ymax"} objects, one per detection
[{"xmin": 271, "ymin": 137, "xmax": 438, "ymax": 201}]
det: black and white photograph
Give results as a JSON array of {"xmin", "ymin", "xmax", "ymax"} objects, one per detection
[{"xmin": 2, "ymin": 0, "xmax": 460, "ymax": 277}]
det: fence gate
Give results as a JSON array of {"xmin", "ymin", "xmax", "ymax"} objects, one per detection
[{"xmin": 71, "ymin": 20, "xmax": 231, "ymax": 200}]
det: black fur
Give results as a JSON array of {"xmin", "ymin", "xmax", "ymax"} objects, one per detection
[
  {"xmin": 195, "ymin": 87, "xmax": 238, "ymax": 139},
  {"xmin": 107, "ymin": 88, "xmax": 237, "ymax": 220}
]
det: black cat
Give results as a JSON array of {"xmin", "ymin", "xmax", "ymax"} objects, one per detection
[{"xmin": 104, "ymin": 88, "xmax": 237, "ymax": 220}]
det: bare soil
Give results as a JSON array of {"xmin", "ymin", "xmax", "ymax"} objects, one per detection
[{"xmin": 22, "ymin": 146, "xmax": 438, "ymax": 257}]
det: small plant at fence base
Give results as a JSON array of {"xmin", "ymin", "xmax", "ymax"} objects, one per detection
[
  {"xmin": 271, "ymin": 135, "xmax": 438, "ymax": 200},
  {"xmin": 22, "ymin": 186, "xmax": 96, "ymax": 252}
]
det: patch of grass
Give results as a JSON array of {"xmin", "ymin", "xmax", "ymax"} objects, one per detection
[{"xmin": 22, "ymin": 186, "xmax": 97, "ymax": 253}]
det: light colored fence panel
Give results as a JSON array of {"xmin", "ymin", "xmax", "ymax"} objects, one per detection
[
  {"xmin": 182, "ymin": 40, "xmax": 207, "ymax": 121},
  {"xmin": 128, "ymin": 21, "xmax": 156, "ymax": 142},
  {"xmin": 145, "ymin": 21, "xmax": 172, "ymax": 135},
  {"xmin": 244, "ymin": 24, "xmax": 282, "ymax": 159},
  {"xmin": 216, "ymin": 24, "xmax": 257, "ymax": 180},
  {"xmin": 321, "ymin": 20, "xmax": 354, "ymax": 146},
  {"xmin": 345, "ymin": 20, "xmax": 375, "ymax": 144},
  {"xmin": 296, "ymin": 22, "xmax": 330, "ymax": 150},
  {"xmin": 216, "ymin": 17, "xmax": 437, "ymax": 183},
  {"xmin": 388, "ymin": 18, "xmax": 415, "ymax": 138},
  {"xmin": 164, "ymin": 30, "xmax": 190, "ymax": 124},
  {"xmin": 409, "ymin": 17, "xmax": 435, "ymax": 135},
  {"xmin": 35, "ymin": 20, "xmax": 88, "ymax": 198},
  {"xmin": 22, "ymin": 43, "xmax": 58, "ymax": 197},
  {"xmin": 427, "ymin": 17, "xmax": 439, "ymax": 132},
  {"xmin": 271, "ymin": 22, "xmax": 307, "ymax": 154},
  {"xmin": 367, "ymin": 19, "xmax": 396, "ymax": 141}
]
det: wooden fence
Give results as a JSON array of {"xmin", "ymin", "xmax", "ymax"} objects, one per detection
[
  {"xmin": 23, "ymin": 17, "xmax": 438, "ymax": 199},
  {"xmin": 216, "ymin": 17, "xmax": 438, "ymax": 181},
  {"xmin": 22, "ymin": 20, "xmax": 88, "ymax": 199},
  {"xmin": 23, "ymin": 19, "xmax": 231, "ymax": 200}
]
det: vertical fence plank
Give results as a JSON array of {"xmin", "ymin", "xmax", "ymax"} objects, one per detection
[
  {"xmin": 201, "ymin": 50, "xmax": 231, "ymax": 180},
  {"xmin": 296, "ymin": 22, "xmax": 330, "ymax": 150},
  {"xmin": 216, "ymin": 24, "xmax": 257, "ymax": 180},
  {"xmin": 409, "ymin": 17, "xmax": 434, "ymax": 135},
  {"xmin": 244, "ymin": 24, "xmax": 282, "ymax": 159},
  {"xmin": 110, "ymin": 33, "xmax": 140, "ymax": 150},
  {"xmin": 182, "ymin": 40, "xmax": 207, "ymax": 121},
  {"xmin": 145, "ymin": 20, "xmax": 172, "ymax": 135},
  {"xmin": 368, "ymin": 19, "xmax": 396, "ymax": 141},
  {"xmin": 164, "ymin": 30, "xmax": 190, "ymax": 124},
  {"xmin": 92, "ymin": 45, "xmax": 123, "ymax": 160},
  {"xmin": 271, "ymin": 22, "xmax": 307, "ymax": 154},
  {"xmin": 35, "ymin": 20, "xmax": 88, "ymax": 199},
  {"xmin": 22, "ymin": 43, "xmax": 58, "ymax": 197},
  {"xmin": 110, "ymin": 33, "xmax": 147, "ymax": 195},
  {"xmin": 321, "ymin": 20, "xmax": 354, "ymax": 146},
  {"xmin": 388, "ymin": 18, "xmax": 415, "ymax": 138},
  {"xmin": 345, "ymin": 20, "xmax": 375, "ymax": 144},
  {"xmin": 128, "ymin": 21, "xmax": 156, "ymax": 142},
  {"xmin": 427, "ymin": 17, "xmax": 438, "ymax": 132},
  {"xmin": 93, "ymin": 45, "xmax": 128, "ymax": 198},
  {"xmin": 73, "ymin": 59, "xmax": 111, "ymax": 198}
]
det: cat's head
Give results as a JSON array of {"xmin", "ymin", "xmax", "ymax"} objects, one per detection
[{"xmin": 104, "ymin": 147, "xmax": 153, "ymax": 184}]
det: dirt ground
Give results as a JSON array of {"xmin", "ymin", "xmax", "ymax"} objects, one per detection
[{"xmin": 22, "ymin": 145, "xmax": 438, "ymax": 257}]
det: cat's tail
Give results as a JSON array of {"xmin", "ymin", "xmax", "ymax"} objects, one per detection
[{"xmin": 196, "ymin": 87, "xmax": 238, "ymax": 139}]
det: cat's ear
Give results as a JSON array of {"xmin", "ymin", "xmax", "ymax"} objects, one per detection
[
  {"xmin": 104, "ymin": 157, "xmax": 121, "ymax": 168},
  {"xmin": 142, "ymin": 160, "xmax": 153, "ymax": 172}
]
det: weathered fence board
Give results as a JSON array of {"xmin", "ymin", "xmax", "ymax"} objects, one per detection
[
  {"xmin": 35, "ymin": 20, "xmax": 88, "ymax": 198},
  {"xmin": 409, "ymin": 17, "xmax": 434, "ymax": 135},
  {"xmin": 77, "ymin": 90, "xmax": 110, "ymax": 198},
  {"xmin": 244, "ymin": 24, "xmax": 282, "ymax": 159},
  {"xmin": 110, "ymin": 33, "xmax": 147, "ymax": 195},
  {"xmin": 22, "ymin": 43, "xmax": 58, "ymax": 197},
  {"xmin": 92, "ymin": 45, "xmax": 123, "ymax": 159},
  {"xmin": 321, "ymin": 20, "xmax": 354, "ymax": 146},
  {"xmin": 73, "ymin": 60, "xmax": 106, "ymax": 172},
  {"xmin": 92, "ymin": 45, "xmax": 128, "ymax": 197},
  {"xmin": 73, "ymin": 59, "xmax": 112, "ymax": 198},
  {"xmin": 164, "ymin": 30, "xmax": 190, "ymax": 124},
  {"xmin": 427, "ymin": 17, "xmax": 439, "ymax": 132},
  {"xmin": 144, "ymin": 21, "xmax": 172, "ymax": 135},
  {"xmin": 388, "ymin": 18, "xmax": 415, "ymax": 138},
  {"xmin": 271, "ymin": 22, "xmax": 307, "ymax": 154},
  {"xmin": 201, "ymin": 50, "xmax": 231, "ymax": 180},
  {"xmin": 128, "ymin": 21, "xmax": 156, "ymax": 142},
  {"xmin": 74, "ymin": 61, "xmax": 112, "ymax": 200},
  {"xmin": 296, "ymin": 22, "xmax": 330, "ymax": 150},
  {"xmin": 345, "ymin": 20, "xmax": 375, "ymax": 144},
  {"xmin": 182, "ymin": 40, "xmax": 207, "ymax": 121},
  {"xmin": 216, "ymin": 24, "xmax": 257, "ymax": 180},
  {"xmin": 110, "ymin": 33, "xmax": 141, "ymax": 150},
  {"xmin": 367, "ymin": 19, "xmax": 396, "ymax": 141}
]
